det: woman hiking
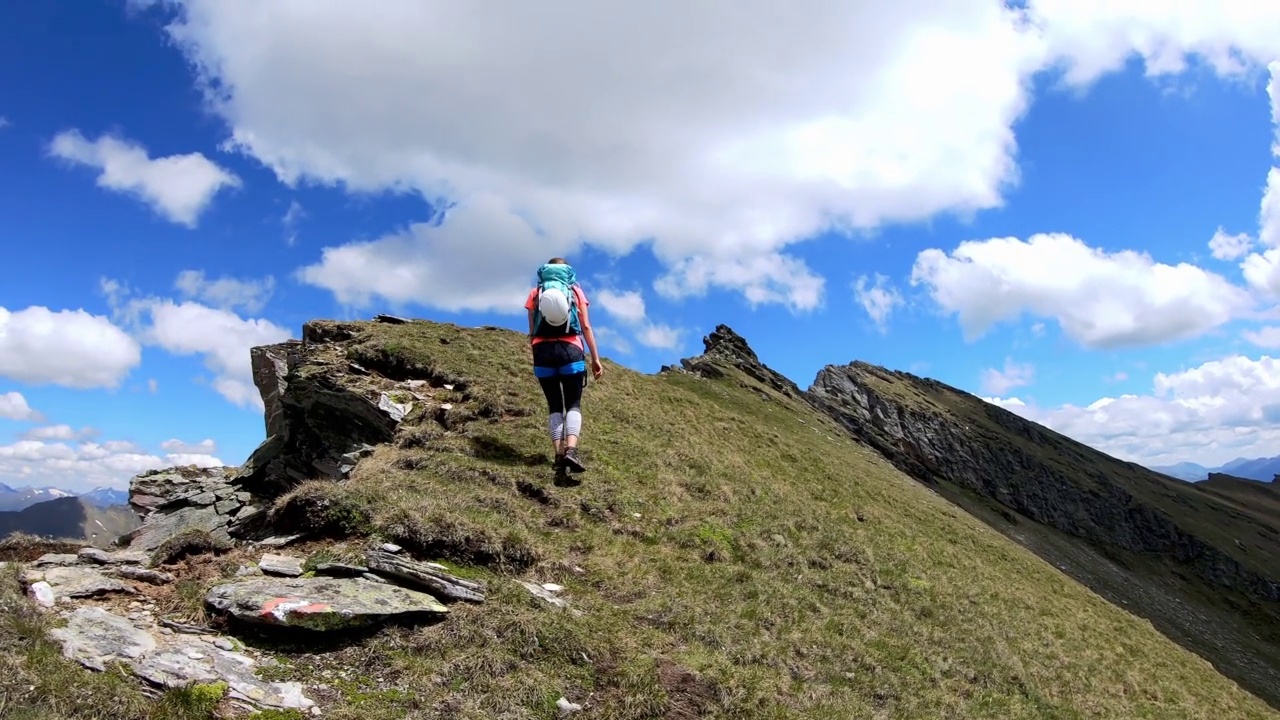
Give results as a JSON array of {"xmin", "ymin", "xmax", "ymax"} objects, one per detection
[{"xmin": 525, "ymin": 257, "xmax": 603, "ymax": 475}]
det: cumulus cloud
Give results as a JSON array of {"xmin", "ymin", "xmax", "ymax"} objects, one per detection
[
  {"xmin": 174, "ymin": 269, "xmax": 276, "ymax": 314},
  {"xmin": 0, "ymin": 306, "xmax": 142, "ymax": 389},
  {"xmin": 1244, "ymin": 326, "xmax": 1280, "ymax": 348},
  {"xmin": 591, "ymin": 286, "xmax": 683, "ymax": 350},
  {"xmin": 911, "ymin": 233, "xmax": 1254, "ymax": 349},
  {"xmin": 48, "ymin": 129, "xmax": 239, "ymax": 227},
  {"xmin": 0, "ymin": 437, "xmax": 223, "ymax": 494},
  {"xmin": 104, "ymin": 276, "xmax": 293, "ymax": 409},
  {"xmin": 595, "ymin": 289, "xmax": 647, "ymax": 325},
  {"xmin": 21, "ymin": 425, "xmax": 97, "ymax": 442},
  {"xmin": 980, "ymin": 358, "xmax": 1035, "ymax": 396},
  {"xmin": 853, "ymin": 273, "xmax": 903, "ymax": 332},
  {"xmin": 160, "ymin": 438, "xmax": 217, "ymax": 454},
  {"xmin": 992, "ymin": 354, "xmax": 1280, "ymax": 466},
  {"xmin": 141, "ymin": 0, "xmax": 1053, "ymax": 311},
  {"xmin": 0, "ymin": 392, "xmax": 39, "ymax": 422},
  {"xmin": 1209, "ymin": 227, "xmax": 1253, "ymax": 261}
]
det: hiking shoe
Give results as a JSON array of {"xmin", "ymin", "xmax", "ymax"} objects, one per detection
[
  {"xmin": 562, "ymin": 446, "xmax": 586, "ymax": 473},
  {"xmin": 553, "ymin": 451, "xmax": 565, "ymax": 470}
]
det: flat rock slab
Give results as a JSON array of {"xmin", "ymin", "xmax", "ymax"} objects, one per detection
[
  {"xmin": 40, "ymin": 566, "xmax": 132, "ymax": 598},
  {"xmin": 365, "ymin": 548, "xmax": 486, "ymax": 602},
  {"xmin": 79, "ymin": 548, "xmax": 150, "ymax": 566},
  {"xmin": 50, "ymin": 607, "xmax": 157, "ymax": 671},
  {"xmin": 49, "ymin": 606, "xmax": 313, "ymax": 711},
  {"xmin": 259, "ymin": 553, "xmax": 304, "ymax": 577},
  {"xmin": 206, "ymin": 576, "xmax": 448, "ymax": 631},
  {"xmin": 133, "ymin": 635, "xmax": 313, "ymax": 710},
  {"xmin": 32, "ymin": 553, "xmax": 81, "ymax": 567}
]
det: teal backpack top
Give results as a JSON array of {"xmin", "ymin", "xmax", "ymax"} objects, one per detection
[{"xmin": 532, "ymin": 263, "xmax": 582, "ymax": 338}]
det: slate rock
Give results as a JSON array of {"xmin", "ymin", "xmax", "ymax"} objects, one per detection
[
  {"xmin": 32, "ymin": 553, "xmax": 81, "ymax": 567},
  {"xmin": 113, "ymin": 566, "xmax": 176, "ymax": 585},
  {"xmin": 42, "ymin": 566, "xmax": 132, "ymax": 598},
  {"xmin": 50, "ymin": 606, "xmax": 157, "ymax": 671},
  {"xmin": 132, "ymin": 635, "xmax": 313, "ymax": 710},
  {"xmin": 78, "ymin": 548, "xmax": 150, "ymax": 566},
  {"xmin": 259, "ymin": 553, "xmax": 304, "ymax": 577},
  {"xmin": 365, "ymin": 549, "xmax": 486, "ymax": 602},
  {"xmin": 205, "ymin": 576, "xmax": 448, "ymax": 630},
  {"xmin": 314, "ymin": 562, "xmax": 369, "ymax": 578}
]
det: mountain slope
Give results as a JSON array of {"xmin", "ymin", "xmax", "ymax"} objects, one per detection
[
  {"xmin": 1150, "ymin": 461, "xmax": 1214, "ymax": 482},
  {"xmin": 5, "ymin": 317, "xmax": 1277, "ymax": 719},
  {"xmin": 1199, "ymin": 473, "xmax": 1280, "ymax": 525},
  {"xmin": 807, "ymin": 360, "xmax": 1280, "ymax": 709},
  {"xmin": 0, "ymin": 496, "xmax": 140, "ymax": 547}
]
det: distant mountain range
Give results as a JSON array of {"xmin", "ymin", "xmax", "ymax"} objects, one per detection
[
  {"xmin": 1149, "ymin": 455, "xmax": 1280, "ymax": 483},
  {"xmin": 0, "ymin": 495, "xmax": 140, "ymax": 548},
  {"xmin": 0, "ymin": 483, "xmax": 130, "ymax": 512}
]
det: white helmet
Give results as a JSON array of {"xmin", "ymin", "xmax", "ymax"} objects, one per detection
[{"xmin": 538, "ymin": 287, "xmax": 571, "ymax": 326}]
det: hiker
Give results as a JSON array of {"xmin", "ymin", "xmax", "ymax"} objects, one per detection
[{"xmin": 525, "ymin": 257, "xmax": 603, "ymax": 474}]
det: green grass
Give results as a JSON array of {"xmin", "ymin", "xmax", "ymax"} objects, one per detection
[
  {"xmin": 5, "ymin": 318, "xmax": 1277, "ymax": 719},
  {"xmin": 0, "ymin": 564, "xmax": 232, "ymax": 720},
  {"xmin": 263, "ymin": 320, "xmax": 1276, "ymax": 719}
]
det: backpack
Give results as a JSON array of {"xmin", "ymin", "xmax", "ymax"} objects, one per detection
[{"xmin": 532, "ymin": 263, "xmax": 582, "ymax": 338}]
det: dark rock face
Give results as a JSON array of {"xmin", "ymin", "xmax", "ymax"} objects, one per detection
[
  {"xmin": 806, "ymin": 362, "xmax": 1280, "ymax": 606},
  {"xmin": 233, "ymin": 323, "xmax": 414, "ymax": 497},
  {"xmin": 674, "ymin": 324, "xmax": 803, "ymax": 400}
]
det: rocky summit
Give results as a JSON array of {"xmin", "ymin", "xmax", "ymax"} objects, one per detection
[{"xmin": 1, "ymin": 316, "xmax": 1278, "ymax": 719}]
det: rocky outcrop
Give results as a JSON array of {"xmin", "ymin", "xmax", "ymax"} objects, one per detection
[
  {"xmin": 806, "ymin": 361, "xmax": 1280, "ymax": 604},
  {"xmin": 233, "ymin": 323, "xmax": 421, "ymax": 498},
  {"xmin": 667, "ymin": 325, "xmax": 803, "ymax": 401},
  {"xmin": 121, "ymin": 466, "xmax": 258, "ymax": 551}
]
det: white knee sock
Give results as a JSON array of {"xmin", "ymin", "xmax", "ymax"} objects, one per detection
[{"xmin": 548, "ymin": 412, "xmax": 565, "ymax": 442}]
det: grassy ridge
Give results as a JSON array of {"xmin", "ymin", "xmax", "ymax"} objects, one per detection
[{"xmin": 3, "ymin": 319, "xmax": 1276, "ymax": 719}]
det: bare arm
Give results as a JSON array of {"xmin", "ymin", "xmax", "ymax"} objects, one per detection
[{"xmin": 579, "ymin": 303, "xmax": 601, "ymax": 363}]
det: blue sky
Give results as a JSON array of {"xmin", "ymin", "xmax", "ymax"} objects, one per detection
[{"xmin": 5, "ymin": 0, "xmax": 1280, "ymax": 492}]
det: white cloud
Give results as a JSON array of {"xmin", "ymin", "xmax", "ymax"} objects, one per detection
[
  {"xmin": 104, "ymin": 277, "xmax": 293, "ymax": 409},
  {"xmin": 48, "ymin": 129, "xmax": 240, "ymax": 227},
  {"xmin": 160, "ymin": 438, "xmax": 217, "ymax": 454},
  {"xmin": 0, "ymin": 117, "xmax": 10, "ymax": 129},
  {"xmin": 148, "ymin": 0, "xmax": 1049, "ymax": 311},
  {"xmin": 981, "ymin": 396, "xmax": 1026, "ymax": 410},
  {"xmin": 174, "ymin": 269, "xmax": 276, "ymax": 314},
  {"xmin": 21, "ymin": 425, "xmax": 97, "ymax": 442},
  {"xmin": 590, "ymin": 326, "xmax": 632, "ymax": 356},
  {"xmin": 0, "ymin": 437, "xmax": 223, "ymax": 494},
  {"xmin": 143, "ymin": 301, "xmax": 292, "ymax": 409},
  {"xmin": 0, "ymin": 392, "xmax": 39, "ymax": 422},
  {"xmin": 282, "ymin": 200, "xmax": 305, "ymax": 246},
  {"xmin": 994, "ymin": 354, "xmax": 1280, "ymax": 466},
  {"xmin": 1106, "ymin": 371, "xmax": 1129, "ymax": 383},
  {"xmin": 1243, "ymin": 325, "xmax": 1280, "ymax": 348},
  {"xmin": 595, "ymin": 289, "xmax": 647, "ymax": 325},
  {"xmin": 853, "ymin": 273, "xmax": 903, "ymax": 332},
  {"xmin": 980, "ymin": 358, "xmax": 1035, "ymax": 396},
  {"xmin": 1208, "ymin": 227, "xmax": 1253, "ymax": 261},
  {"xmin": 911, "ymin": 233, "xmax": 1254, "ymax": 349},
  {"xmin": 590, "ymin": 286, "xmax": 683, "ymax": 351},
  {"xmin": 298, "ymin": 195, "xmax": 548, "ymax": 313},
  {"xmin": 637, "ymin": 324, "xmax": 682, "ymax": 350},
  {"xmin": 147, "ymin": 378, "xmax": 159, "ymax": 394},
  {"xmin": 0, "ymin": 306, "xmax": 142, "ymax": 389}
]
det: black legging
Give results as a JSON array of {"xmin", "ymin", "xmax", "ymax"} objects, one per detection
[{"xmin": 533, "ymin": 340, "xmax": 588, "ymax": 440}]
